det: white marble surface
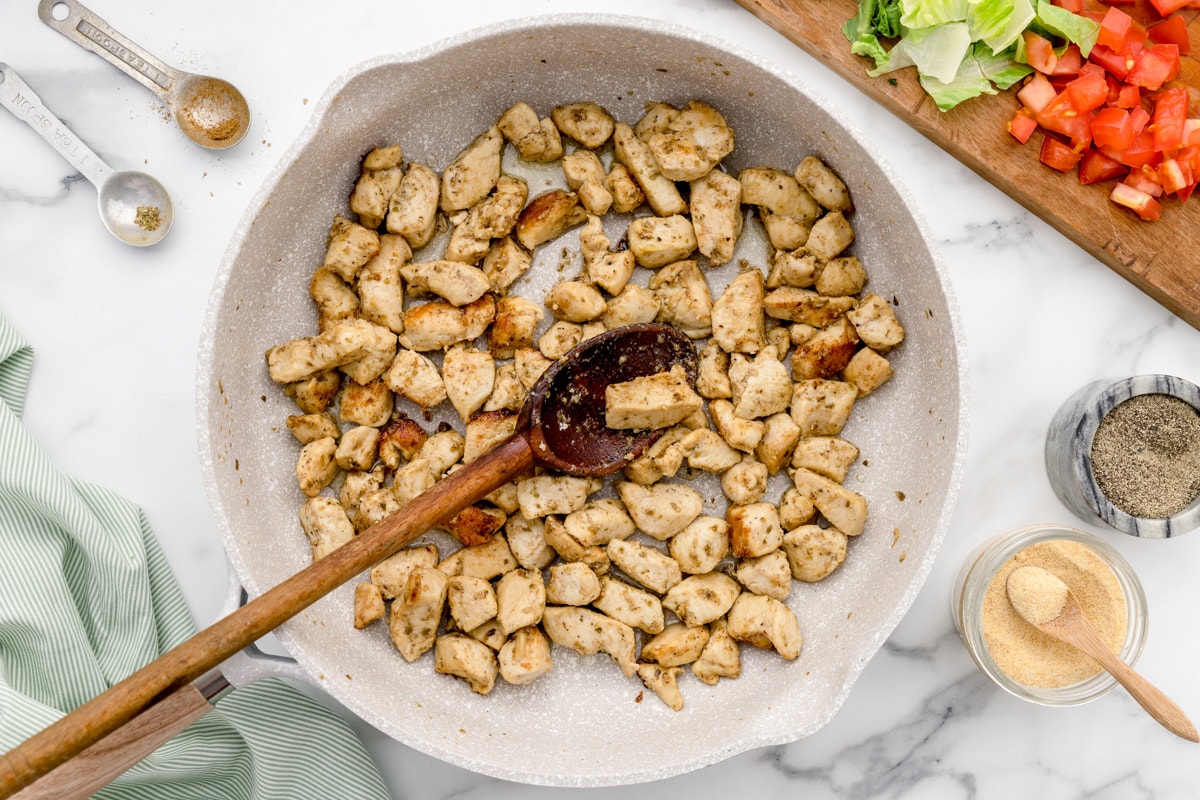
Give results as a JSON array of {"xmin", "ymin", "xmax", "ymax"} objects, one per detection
[{"xmin": 2, "ymin": 1, "xmax": 1199, "ymax": 798}]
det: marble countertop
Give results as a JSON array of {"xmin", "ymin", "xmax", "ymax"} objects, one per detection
[{"xmin": 2, "ymin": 1, "xmax": 1199, "ymax": 797}]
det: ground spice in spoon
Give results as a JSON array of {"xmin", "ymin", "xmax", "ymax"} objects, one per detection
[{"xmin": 1090, "ymin": 393, "xmax": 1200, "ymax": 519}]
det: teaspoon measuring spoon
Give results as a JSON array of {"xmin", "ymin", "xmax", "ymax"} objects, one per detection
[
  {"xmin": 38, "ymin": 0, "xmax": 250, "ymax": 149},
  {"xmin": 0, "ymin": 63, "xmax": 173, "ymax": 247}
]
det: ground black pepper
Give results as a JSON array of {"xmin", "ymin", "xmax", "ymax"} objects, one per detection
[{"xmin": 1090, "ymin": 393, "xmax": 1200, "ymax": 518}]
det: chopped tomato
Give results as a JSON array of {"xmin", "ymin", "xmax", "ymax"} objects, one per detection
[
  {"xmin": 1037, "ymin": 92, "xmax": 1094, "ymax": 148},
  {"xmin": 1079, "ymin": 149, "xmax": 1129, "ymax": 184},
  {"xmin": 1148, "ymin": 0, "xmax": 1192, "ymax": 15},
  {"xmin": 1040, "ymin": 136, "xmax": 1084, "ymax": 172},
  {"xmin": 1115, "ymin": 84, "xmax": 1141, "ymax": 109},
  {"xmin": 1096, "ymin": 6, "xmax": 1134, "ymax": 53},
  {"xmin": 1018, "ymin": 72, "xmax": 1058, "ymax": 113},
  {"xmin": 1125, "ymin": 166, "xmax": 1164, "ymax": 195},
  {"xmin": 1148, "ymin": 15, "xmax": 1191, "ymax": 55},
  {"xmin": 1158, "ymin": 158, "xmax": 1192, "ymax": 194},
  {"xmin": 1152, "ymin": 87, "xmax": 1189, "ymax": 152},
  {"xmin": 1052, "ymin": 0, "xmax": 1084, "ymax": 11},
  {"xmin": 1110, "ymin": 182, "xmax": 1164, "ymax": 221},
  {"xmin": 1052, "ymin": 44, "xmax": 1084, "ymax": 76},
  {"xmin": 1130, "ymin": 106, "xmax": 1151, "ymax": 135},
  {"xmin": 1092, "ymin": 107, "xmax": 1136, "ymax": 150},
  {"xmin": 1023, "ymin": 30, "xmax": 1059, "ymax": 74},
  {"xmin": 1066, "ymin": 71, "xmax": 1109, "ymax": 112},
  {"xmin": 1087, "ymin": 44, "xmax": 1133, "ymax": 80},
  {"xmin": 1125, "ymin": 44, "xmax": 1180, "ymax": 91},
  {"xmin": 1116, "ymin": 131, "xmax": 1161, "ymax": 168},
  {"xmin": 1008, "ymin": 110, "xmax": 1039, "ymax": 143}
]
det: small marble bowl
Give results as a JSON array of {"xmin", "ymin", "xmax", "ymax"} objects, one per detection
[
  {"xmin": 952, "ymin": 524, "xmax": 1148, "ymax": 706},
  {"xmin": 1045, "ymin": 374, "xmax": 1200, "ymax": 538}
]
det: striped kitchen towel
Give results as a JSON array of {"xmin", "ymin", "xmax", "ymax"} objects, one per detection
[{"xmin": 0, "ymin": 314, "xmax": 391, "ymax": 799}]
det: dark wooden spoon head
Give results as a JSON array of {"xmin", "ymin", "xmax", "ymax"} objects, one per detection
[{"xmin": 519, "ymin": 323, "xmax": 698, "ymax": 476}]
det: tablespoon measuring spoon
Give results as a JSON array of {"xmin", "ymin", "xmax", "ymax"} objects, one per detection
[
  {"xmin": 0, "ymin": 63, "xmax": 174, "ymax": 247},
  {"xmin": 38, "ymin": 0, "xmax": 250, "ymax": 149}
]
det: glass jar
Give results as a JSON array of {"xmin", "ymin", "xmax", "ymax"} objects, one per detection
[{"xmin": 952, "ymin": 524, "xmax": 1148, "ymax": 706}]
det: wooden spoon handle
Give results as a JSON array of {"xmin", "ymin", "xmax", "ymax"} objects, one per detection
[{"xmin": 0, "ymin": 434, "xmax": 535, "ymax": 798}]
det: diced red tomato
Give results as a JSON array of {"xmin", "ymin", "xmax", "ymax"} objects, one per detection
[
  {"xmin": 1052, "ymin": 44, "xmax": 1084, "ymax": 76},
  {"xmin": 1177, "ymin": 183, "xmax": 1196, "ymax": 202},
  {"xmin": 1148, "ymin": 0, "xmax": 1192, "ymax": 15},
  {"xmin": 1158, "ymin": 158, "xmax": 1192, "ymax": 194},
  {"xmin": 1117, "ymin": 131, "xmax": 1162, "ymax": 167},
  {"xmin": 1052, "ymin": 0, "xmax": 1084, "ymax": 12},
  {"xmin": 1103, "ymin": 0, "xmax": 1136, "ymax": 4},
  {"xmin": 1126, "ymin": 166, "xmax": 1165, "ymax": 195},
  {"xmin": 1024, "ymin": 30, "xmax": 1059, "ymax": 74},
  {"xmin": 1130, "ymin": 106, "xmax": 1152, "ymax": 134},
  {"xmin": 1092, "ymin": 107, "xmax": 1136, "ymax": 150},
  {"xmin": 1148, "ymin": 15, "xmax": 1191, "ymax": 55},
  {"xmin": 1040, "ymin": 136, "xmax": 1084, "ymax": 172},
  {"xmin": 1037, "ymin": 92, "xmax": 1094, "ymax": 148},
  {"xmin": 1183, "ymin": 122, "xmax": 1200, "ymax": 147},
  {"xmin": 1018, "ymin": 72, "xmax": 1058, "ymax": 113},
  {"xmin": 1125, "ymin": 44, "xmax": 1180, "ymax": 91},
  {"xmin": 1110, "ymin": 182, "xmax": 1164, "ymax": 220},
  {"xmin": 1008, "ymin": 109, "xmax": 1039, "ymax": 143},
  {"xmin": 1115, "ymin": 84, "xmax": 1141, "ymax": 109},
  {"xmin": 1152, "ymin": 87, "xmax": 1189, "ymax": 151},
  {"xmin": 1087, "ymin": 44, "xmax": 1133, "ymax": 80},
  {"xmin": 1066, "ymin": 71, "xmax": 1109, "ymax": 112},
  {"xmin": 1079, "ymin": 148, "xmax": 1129, "ymax": 184},
  {"xmin": 1097, "ymin": 7, "xmax": 1134, "ymax": 53}
]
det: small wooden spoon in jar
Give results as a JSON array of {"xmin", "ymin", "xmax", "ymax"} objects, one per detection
[{"xmin": 1006, "ymin": 565, "xmax": 1198, "ymax": 742}]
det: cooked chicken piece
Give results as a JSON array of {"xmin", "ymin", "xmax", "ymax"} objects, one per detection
[
  {"xmin": 690, "ymin": 168, "xmax": 742, "ymax": 266},
  {"xmin": 546, "ymin": 280, "xmax": 605, "ymax": 323},
  {"xmin": 358, "ymin": 234, "xmax": 409, "ymax": 335},
  {"xmin": 538, "ymin": 320, "xmax": 583, "ymax": 360},
  {"xmin": 514, "ymin": 347, "xmax": 555, "ymax": 391},
  {"xmin": 642, "ymin": 622, "xmax": 711, "ymax": 669},
  {"xmin": 792, "ymin": 316, "xmax": 859, "ymax": 382},
  {"xmin": 791, "ymin": 436, "xmax": 859, "ymax": 482},
  {"xmin": 298, "ymin": 495, "xmax": 354, "ymax": 560},
  {"xmin": 517, "ymin": 474, "xmax": 598, "ymax": 519},
  {"xmin": 561, "ymin": 150, "xmax": 614, "ymax": 215},
  {"xmin": 806, "ymin": 210, "xmax": 855, "ymax": 261},
  {"xmin": 389, "ymin": 566, "xmax": 449, "ymax": 662},
  {"xmin": 441, "ymin": 343, "xmax": 495, "ymax": 422},
  {"xmin": 286, "ymin": 412, "xmax": 340, "ymax": 444},
  {"xmin": 604, "ymin": 162, "xmax": 646, "ymax": 214},
  {"xmin": 441, "ymin": 126, "xmax": 503, "ymax": 212},
  {"xmin": 668, "ymin": 515, "xmax": 730, "ymax": 575},
  {"xmin": 485, "ymin": 480, "xmax": 521, "ymax": 516},
  {"xmin": 646, "ymin": 100, "xmax": 734, "ymax": 181},
  {"xmin": 756, "ymin": 412, "xmax": 802, "ymax": 475},
  {"xmin": 783, "ymin": 524, "xmax": 848, "ymax": 582},
  {"xmin": 790, "ymin": 467, "xmax": 868, "ymax": 537},
  {"xmin": 815, "ymin": 255, "xmax": 868, "ymax": 297},
  {"xmin": 727, "ymin": 501, "xmax": 784, "ymax": 558},
  {"xmin": 295, "ymin": 437, "xmax": 338, "ymax": 497},
  {"xmin": 606, "ymin": 538, "xmax": 682, "ymax": 595},
  {"xmin": 767, "ymin": 250, "xmax": 818, "ymax": 289},
  {"xmin": 498, "ymin": 626, "xmax": 553, "ymax": 686},
  {"xmin": 846, "ymin": 292, "xmax": 905, "ymax": 354},
  {"xmin": 690, "ymin": 340, "xmax": 729, "ymax": 401},
  {"xmin": 463, "ymin": 409, "xmax": 518, "ymax": 465},
  {"xmin": 682, "ymin": 429, "xmax": 741, "ymax": 474},
  {"xmin": 692, "ymin": 617, "xmax": 741, "ymax": 684},
  {"xmin": 322, "ymin": 215, "xmax": 381, "ymax": 282},
  {"xmin": 611, "ymin": 122, "xmax": 687, "ymax": 217},
  {"xmin": 763, "ymin": 287, "xmax": 857, "ymax": 327},
  {"xmin": 600, "ymin": 284, "xmax": 659, "ymax": 329},
  {"xmin": 398, "ymin": 295, "xmax": 494, "ymax": 352},
  {"xmin": 515, "ymin": 189, "xmax": 588, "ymax": 250},
  {"xmin": 415, "ymin": 428, "xmax": 465, "ymax": 478},
  {"xmin": 391, "ymin": 458, "xmax": 436, "ymax": 507},
  {"xmin": 725, "ymin": 593, "xmax": 802, "ymax": 660},
  {"xmin": 334, "ymin": 426, "xmax": 379, "ymax": 471},
  {"xmin": 370, "ymin": 543, "xmax": 440, "ymax": 599},
  {"xmin": 642, "ymin": 426, "xmax": 695, "ymax": 479},
  {"xmin": 494, "ymin": 568, "xmax": 546, "ymax": 636},
  {"xmin": 637, "ymin": 663, "xmax": 685, "ymax": 712},
  {"xmin": 338, "ymin": 379, "xmax": 392, "ymax": 427},
  {"xmin": 353, "ymin": 582, "xmax": 386, "ymax": 630},
  {"xmin": 578, "ymin": 217, "xmax": 636, "ymax": 296},
  {"xmin": 498, "ymin": 102, "xmax": 564, "ymax": 162},
  {"xmin": 790, "ymin": 323, "xmax": 819, "ymax": 346},
  {"xmin": 711, "ymin": 269, "xmax": 766, "ymax": 354},
  {"xmin": 384, "ymin": 348, "xmax": 446, "ymax": 408},
  {"xmin": 721, "ymin": 456, "xmax": 770, "ymax": 506},
  {"xmin": 543, "ymin": 516, "xmax": 610, "ymax": 574},
  {"xmin": 386, "ymin": 163, "xmax": 441, "ymax": 249},
  {"xmin": 542, "ymin": 606, "xmax": 637, "ymax": 677},
  {"xmin": 400, "ymin": 261, "xmax": 490, "ymax": 307},
  {"xmin": 353, "ymin": 485, "xmax": 401, "ymax": 530},
  {"xmin": 445, "ymin": 176, "xmax": 529, "ymax": 263},
  {"xmin": 468, "ymin": 619, "xmax": 508, "ymax": 651},
  {"xmin": 790, "ymin": 379, "xmax": 858, "ymax": 437},
  {"xmin": 615, "ymin": 481, "xmax": 704, "ymax": 541},
  {"xmin": 483, "ymin": 363, "xmax": 527, "ymax": 413},
  {"xmin": 349, "ymin": 146, "xmax": 404, "ymax": 229},
  {"xmin": 710, "ymin": 398, "xmax": 765, "ymax": 453},
  {"xmin": 439, "ymin": 534, "xmax": 519, "ymax": 581},
  {"xmin": 735, "ymin": 549, "xmax": 792, "ymax": 600},
  {"xmin": 795, "ymin": 155, "xmax": 852, "ymax": 212},
  {"xmin": 336, "ymin": 321, "xmax": 398, "ymax": 386},
  {"xmin": 309, "ymin": 268, "xmax": 358, "ymax": 332},
  {"xmin": 634, "ymin": 102, "xmax": 680, "ymax": 139},
  {"xmin": 434, "ymin": 632, "xmax": 498, "ymax": 695},
  {"xmin": 627, "ymin": 215, "xmax": 697, "ymax": 269},
  {"xmin": 563, "ymin": 498, "xmax": 636, "ymax": 547},
  {"xmin": 779, "ymin": 487, "xmax": 817, "ymax": 530},
  {"xmin": 544, "ymin": 561, "xmax": 602, "ymax": 606},
  {"xmin": 486, "ymin": 295, "xmax": 543, "ymax": 359},
  {"xmin": 268, "ymin": 318, "xmax": 385, "ymax": 384},
  {"xmin": 605, "ymin": 365, "xmax": 702, "ymax": 432},
  {"xmin": 738, "ymin": 167, "xmax": 820, "ymax": 251},
  {"xmin": 505, "ymin": 515, "xmax": 556, "ymax": 571},
  {"xmin": 443, "ymin": 504, "xmax": 506, "ymax": 547},
  {"xmin": 662, "ymin": 571, "xmax": 740, "ymax": 626},
  {"xmin": 592, "ymin": 575, "xmax": 665, "ymax": 634},
  {"xmin": 447, "ymin": 575, "xmax": 499, "ymax": 633},
  {"xmin": 284, "ymin": 370, "xmax": 341, "ymax": 414},
  {"xmin": 480, "ymin": 235, "xmax": 532, "ymax": 295},
  {"xmin": 729, "ymin": 347, "xmax": 791, "ymax": 420},
  {"xmin": 551, "ymin": 102, "xmax": 615, "ymax": 148}
]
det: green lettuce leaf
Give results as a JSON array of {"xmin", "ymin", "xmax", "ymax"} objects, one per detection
[
  {"xmin": 869, "ymin": 21, "xmax": 973, "ymax": 84},
  {"xmin": 969, "ymin": 0, "xmax": 1035, "ymax": 54},
  {"xmin": 899, "ymin": 0, "xmax": 971, "ymax": 29},
  {"xmin": 1035, "ymin": 0, "xmax": 1099, "ymax": 56}
]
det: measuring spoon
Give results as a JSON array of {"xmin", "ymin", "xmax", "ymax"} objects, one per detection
[
  {"xmin": 0, "ymin": 63, "xmax": 174, "ymax": 247},
  {"xmin": 38, "ymin": 0, "xmax": 250, "ymax": 149}
]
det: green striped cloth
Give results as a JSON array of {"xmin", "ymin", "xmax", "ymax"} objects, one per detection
[{"xmin": 0, "ymin": 314, "xmax": 391, "ymax": 799}]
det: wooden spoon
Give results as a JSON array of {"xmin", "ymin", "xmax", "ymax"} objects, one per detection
[
  {"xmin": 1006, "ymin": 565, "xmax": 1198, "ymax": 743},
  {"xmin": 0, "ymin": 322, "xmax": 697, "ymax": 799}
]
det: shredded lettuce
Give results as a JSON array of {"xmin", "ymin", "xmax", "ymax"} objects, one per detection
[
  {"xmin": 899, "ymin": 0, "xmax": 970, "ymax": 30},
  {"xmin": 869, "ymin": 22, "xmax": 973, "ymax": 85},
  {"xmin": 1033, "ymin": 0, "xmax": 1099, "ymax": 57}
]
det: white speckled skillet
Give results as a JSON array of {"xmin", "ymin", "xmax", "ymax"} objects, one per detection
[{"xmin": 196, "ymin": 14, "xmax": 968, "ymax": 787}]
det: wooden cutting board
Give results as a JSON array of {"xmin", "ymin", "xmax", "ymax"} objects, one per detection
[{"xmin": 736, "ymin": 0, "xmax": 1200, "ymax": 329}]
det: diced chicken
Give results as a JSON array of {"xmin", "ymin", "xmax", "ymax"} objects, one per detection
[
  {"xmin": 546, "ymin": 280, "xmax": 605, "ymax": 323},
  {"xmin": 495, "ymin": 568, "xmax": 546, "ymax": 635},
  {"xmin": 397, "ymin": 295, "xmax": 494, "ymax": 352},
  {"xmin": 441, "ymin": 126, "xmax": 504, "ymax": 212},
  {"xmin": 783, "ymin": 524, "xmax": 848, "ymax": 582},
  {"xmin": 767, "ymin": 250, "xmax": 818, "ymax": 289},
  {"xmin": 738, "ymin": 167, "xmax": 820, "ymax": 251},
  {"xmin": 710, "ymin": 398, "xmax": 765, "ymax": 453},
  {"xmin": 517, "ymin": 474, "xmax": 597, "ymax": 519},
  {"xmin": 604, "ymin": 163, "xmax": 646, "ymax": 214},
  {"xmin": 815, "ymin": 256, "xmax": 868, "ymax": 297},
  {"xmin": 805, "ymin": 210, "xmax": 855, "ymax": 261},
  {"xmin": 309, "ymin": 268, "xmax": 358, "ymax": 332},
  {"xmin": 694, "ymin": 340, "xmax": 731, "ymax": 400},
  {"xmin": 384, "ymin": 348, "xmax": 446, "ymax": 408},
  {"xmin": 498, "ymin": 626, "xmax": 553, "ymax": 685},
  {"xmin": 789, "ymin": 467, "xmax": 869, "ymax": 537},
  {"xmin": 386, "ymin": 163, "xmax": 441, "ymax": 249},
  {"xmin": 537, "ymin": 320, "xmax": 583, "ymax": 360},
  {"xmin": 756, "ymin": 412, "xmax": 802, "ymax": 475},
  {"xmin": 439, "ymin": 534, "xmax": 519, "ymax": 581},
  {"xmin": 646, "ymin": 100, "xmax": 735, "ymax": 181},
  {"xmin": 636, "ymin": 663, "xmax": 685, "ymax": 712},
  {"xmin": 692, "ymin": 617, "xmax": 741, "ymax": 684},
  {"xmin": 729, "ymin": 347, "xmax": 791, "ymax": 420},
  {"xmin": 778, "ymin": 487, "xmax": 817, "ymax": 530},
  {"xmin": 392, "ymin": 458, "xmax": 436, "ymax": 507},
  {"xmin": 349, "ymin": 145, "xmax": 404, "ymax": 229},
  {"xmin": 434, "ymin": 632, "xmax": 498, "ymax": 695},
  {"xmin": 604, "ymin": 365, "xmax": 703, "ymax": 432},
  {"xmin": 441, "ymin": 343, "xmax": 495, "ymax": 422},
  {"xmin": 606, "ymin": 538, "xmax": 682, "ymax": 595},
  {"xmin": 298, "ymin": 496, "xmax": 354, "ymax": 560},
  {"xmin": 643, "ymin": 623, "xmax": 711, "ymax": 673},
  {"xmin": 389, "ymin": 567, "xmax": 449, "ymax": 662},
  {"xmin": 662, "ymin": 571, "xmax": 740, "ymax": 627},
  {"xmin": 414, "ymin": 429, "xmax": 464, "ymax": 478},
  {"xmin": 482, "ymin": 296, "xmax": 541, "ymax": 360},
  {"xmin": 668, "ymin": 516, "xmax": 730, "ymax": 575},
  {"xmin": 515, "ymin": 189, "xmax": 588, "ymax": 250},
  {"xmin": 322, "ymin": 216, "xmax": 381, "ymax": 282},
  {"xmin": 498, "ymin": 102, "xmax": 564, "ymax": 162},
  {"xmin": 468, "ymin": 619, "xmax": 507, "ymax": 651},
  {"xmin": 611, "ymin": 122, "xmax": 687, "ymax": 217},
  {"xmin": 514, "ymin": 347, "xmax": 555, "ymax": 390},
  {"xmin": 551, "ymin": 102, "xmax": 615, "ymax": 149},
  {"xmin": 627, "ymin": 215, "xmax": 697, "ymax": 269},
  {"xmin": 791, "ymin": 436, "xmax": 859, "ymax": 482},
  {"xmin": 295, "ymin": 437, "xmax": 338, "ymax": 497},
  {"xmin": 463, "ymin": 409, "xmax": 518, "ymax": 465},
  {"xmin": 443, "ymin": 504, "xmax": 506, "ymax": 548},
  {"xmin": 400, "ymin": 261, "xmax": 491, "ymax": 307},
  {"xmin": 721, "ymin": 455, "xmax": 770, "ymax": 505},
  {"xmin": 370, "ymin": 543, "xmax": 440, "ymax": 599},
  {"xmin": 446, "ymin": 176, "xmax": 529, "ymax": 263},
  {"xmin": 268, "ymin": 318, "xmax": 386, "ymax": 384},
  {"xmin": 690, "ymin": 168, "xmax": 742, "ymax": 266},
  {"xmin": 634, "ymin": 102, "xmax": 680, "ymax": 139},
  {"xmin": 615, "ymin": 481, "xmax": 704, "ymax": 541},
  {"xmin": 284, "ymin": 370, "xmax": 341, "ymax": 414},
  {"xmin": 725, "ymin": 593, "xmax": 802, "ymax": 660},
  {"xmin": 601, "ymin": 284, "xmax": 659, "ymax": 330},
  {"xmin": 592, "ymin": 575, "xmax": 665, "ymax": 634},
  {"xmin": 545, "ymin": 561, "xmax": 603, "ymax": 606},
  {"xmin": 561, "ymin": 150, "xmax": 613, "ymax": 215},
  {"xmin": 357, "ymin": 234, "xmax": 409, "ymax": 335},
  {"xmin": 353, "ymin": 582, "xmax": 386, "ymax": 630},
  {"xmin": 286, "ymin": 412, "xmax": 340, "ymax": 444},
  {"xmin": 541, "ymin": 606, "xmax": 637, "ymax": 677},
  {"xmin": 795, "ymin": 155, "xmax": 852, "ymax": 212},
  {"xmin": 727, "ymin": 501, "xmax": 784, "ymax": 558},
  {"xmin": 790, "ymin": 379, "xmax": 858, "ymax": 437},
  {"xmin": 648, "ymin": 259, "xmax": 714, "ymax": 339},
  {"xmin": 505, "ymin": 515, "xmax": 556, "ymax": 571},
  {"xmin": 484, "ymin": 363, "xmax": 527, "ymax": 413},
  {"xmin": 791, "ymin": 316, "xmax": 859, "ymax": 381},
  {"xmin": 683, "ymin": 429, "xmax": 742, "ymax": 474},
  {"xmin": 334, "ymin": 426, "xmax": 379, "ymax": 471},
  {"xmin": 846, "ymin": 292, "xmax": 905, "ymax": 352},
  {"xmin": 481, "ymin": 236, "xmax": 533, "ymax": 295},
  {"xmin": 711, "ymin": 269, "xmax": 766, "ymax": 354},
  {"xmin": 735, "ymin": 549, "xmax": 792, "ymax": 600},
  {"xmin": 336, "ymin": 321, "xmax": 398, "ymax": 386},
  {"xmin": 339, "ymin": 380, "xmax": 392, "ymax": 427},
  {"xmin": 563, "ymin": 498, "xmax": 636, "ymax": 547},
  {"xmin": 447, "ymin": 575, "xmax": 499, "ymax": 633},
  {"xmin": 763, "ymin": 287, "xmax": 857, "ymax": 327},
  {"xmin": 543, "ymin": 516, "xmax": 611, "ymax": 574}
]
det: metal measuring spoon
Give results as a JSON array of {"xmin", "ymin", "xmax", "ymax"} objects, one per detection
[
  {"xmin": 38, "ymin": 0, "xmax": 250, "ymax": 149},
  {"xmin": 0, "ymin": 63, "xmax": 174, "ymax": 246}
]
